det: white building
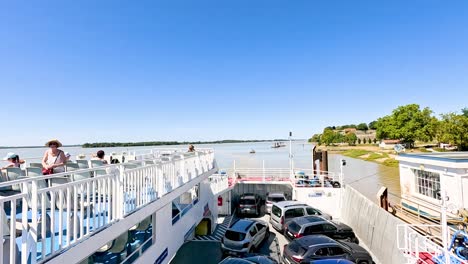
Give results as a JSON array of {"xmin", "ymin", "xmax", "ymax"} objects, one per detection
[{"xmin": 397, "ymin": 152, "xmax": 468, "ymax": 219}]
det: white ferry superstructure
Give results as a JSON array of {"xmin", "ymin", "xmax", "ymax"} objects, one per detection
[{"xmin": 0, "ymin": 148, "xmax": 466, "ymax": 264}]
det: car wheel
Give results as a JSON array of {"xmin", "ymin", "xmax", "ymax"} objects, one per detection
[
  {"xmin": 249, "ymin": 245, "xmax": 255, "ymax": 253},
  {"xmin": 358, "ymin": 261, "xmax": 369, "ymax": 264}
]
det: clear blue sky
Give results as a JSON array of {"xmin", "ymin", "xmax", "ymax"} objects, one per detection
[{"xmin": 1, "ymin": 1, "xmax": 467, "ymax": 146}]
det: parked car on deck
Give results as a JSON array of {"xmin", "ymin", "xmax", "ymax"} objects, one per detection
[
  {"xmin": 270, "ymin": 201, "xmax": 331, "ymax": 232},
  {"xmin": 218, "ymin": 255, "xmax": 278, "ymax": 264},
  {"xmin": 283, "ymin": 235, "xmax": 372, "ymax": 264},
  {"xmin": 284, "ymin": 216, "xmax": 358, "ymax": 243},
  {"xmin": 265, "ymin": 192, "xmax": 287, "ymax": 214},
  {"xmin": 221, "ymin": 219, "xmax": 270, "ymax": 256},
  {"xmin": 238, "ymin": 193, "xmax": 262, "ymax": 216},
  {"xmin": 310, "ymin": 260, "xmax": 354, "ymax": 264}
]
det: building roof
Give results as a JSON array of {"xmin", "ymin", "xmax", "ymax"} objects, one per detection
[
  {"xmin": 397, "ymin": 152, "xmax": 468, "ymax": 169},
  {"xmin": 382, "ymin": 139, "xmax": 401, "ymax": 144}
]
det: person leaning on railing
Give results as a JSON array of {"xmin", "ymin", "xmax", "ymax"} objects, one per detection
[
  {"xmin": 41, "ymin": 139, "xmax": 67, "ymax": 174},
  {"xmin": 1, "ymin": 152, "xmax": 25, "ymax": 169},
  {"xmin": 92, "ymin": 150, "xmax": 108, "ymax": 164},
  {"xmin": 188, "ymin": 144, "xmax": 195, "ymax": 152}
]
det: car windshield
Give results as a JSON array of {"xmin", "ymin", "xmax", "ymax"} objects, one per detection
[
  {"xmin": 335, "ymin": 240, "xmax": 353, "ymax": 251},
  {"xmin": 272, "ymin": 205, "xmax": 281, "ymax": 217},
  {"xmin": 288, "ymin": 240, "xmax": 307, "ymax": 256},
  {"xmin": 287, "ymin": 222, "xmax": 301, "ymax": 233},
  {"xmin": 240, "ymin": 199, "xmax": 255, "ymax": 205},
  {"xmin": 225, "ymin": 230, "xmax": 246, "ymax": 241},
  {"xmin": 268, "ymin": 196, "xmax": 285, "ymax": 203}
]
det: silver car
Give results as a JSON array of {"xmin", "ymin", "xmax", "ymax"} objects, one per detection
[
  {"xmin": 269, "ymin": 201, "xmax": 332, "ymax": 232},
  {"xmin": 221, "ymin": 219, "xmax": 270, "ymax": 256},
  {"xmin": 265, "ymin": 192, "xmax": 287, "ymax": 214}
]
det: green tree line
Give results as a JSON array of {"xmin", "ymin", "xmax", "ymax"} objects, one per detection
[
  {"xmin": 309, "ymin": 104, "xmax": 468, "ymax": 150},
  {"xmin": 82, "ymin": 140, "xmax": 269, "ymax": 148}
]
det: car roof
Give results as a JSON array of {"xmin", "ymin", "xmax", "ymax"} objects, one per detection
[
  {"xmin": 229, "ymin": 219, "xmax": 256, "ymax": 232},
  {"xmin": 296, "ymin": 235, "xmax": 337, "ymax": 247},
  {"xmin": 218, "ymin": 257, "xmax": 254, "ymax": 264},
  {"xmin": 267, "ymin": 192, "xmax": 285, "ymax": 197},
  {"xmin": 273, "ymin": 201, "xmax": 308, "ymax": 208},
  {"xmin": 240, "ymin": 193, "xmax": 257, "ymax": 199},
  {"xmin": 292, "ymin": 215, "xmax": 327, "ymax": 225},
  {"xmin": 310, "ymin": 259, "xmax": 354, "ymax": 264}
]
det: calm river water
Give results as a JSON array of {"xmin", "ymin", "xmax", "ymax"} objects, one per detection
[{"xmin": 0, "ymin": 141, "xmax": 400, "ymax": 203}]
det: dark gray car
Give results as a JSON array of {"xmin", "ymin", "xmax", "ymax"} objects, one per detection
[
  {"xmin": 283, "ymin": 235, "xmax": 372, "ymax": 264},
  {"xmin": 238, "ymin": 193, "xmax": 262, "ymax": 216},
  {"xmin": 284, "ymin": 216, "xmax": 358, "ymax": 243}
]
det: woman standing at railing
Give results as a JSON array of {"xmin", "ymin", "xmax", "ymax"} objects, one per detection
[{"xmin": 41, "ymin": 139, "xmax": 67, "ymax": 174}]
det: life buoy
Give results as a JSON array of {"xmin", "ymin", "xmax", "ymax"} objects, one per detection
[{"xmin": 332, "ymin": 182, "xmax": 341, "ymax": 188}]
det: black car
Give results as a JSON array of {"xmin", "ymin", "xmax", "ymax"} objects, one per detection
[
  {"xmin": 284, "ymin": 216, "xmax": 358, "ymax": 244},
  {"xmin": 283, "ymin": 235, "xmax": 372, "ymax": 264},
  {"xmin": 238, "ymin": 193, "xmax": 262, "ymax": 216}
]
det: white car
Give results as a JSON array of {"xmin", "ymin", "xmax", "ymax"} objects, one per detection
[
  {"xmin": 221, "ymin": 219, "xmax": 270, "ymax": 256},
  {"xmin": 265, "ymin": 192, "xmax": 287, "ymax": 214}
]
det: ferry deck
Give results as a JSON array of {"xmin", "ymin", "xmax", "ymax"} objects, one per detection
[{"xmin": 0, "ymin": 148, "xmax": 465, "ymax": 264}]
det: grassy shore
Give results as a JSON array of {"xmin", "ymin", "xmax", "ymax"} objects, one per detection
[{"xmin": 316, "ymin": 145, "xmax": 402, "ymax": 167}]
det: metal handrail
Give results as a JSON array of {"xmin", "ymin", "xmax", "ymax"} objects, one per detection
[{"xmin": 0, "ymin": 150, "xmax": 215, "ymax": 264}]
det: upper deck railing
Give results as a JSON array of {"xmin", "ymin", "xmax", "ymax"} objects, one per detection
[
  {"xmin": 397, "ymin": 224, "xmax": 465, "ymax": 264},
  {"xmin": 223, "ymin": 167, "xmax": 340, "ymax": 188},
  {"xmin": 0, "ymin": 149, "xmax": 215, "ymax": 264}
]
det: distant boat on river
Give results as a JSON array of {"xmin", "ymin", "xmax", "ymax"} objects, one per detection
[{"xmin": 271, "ymin": 142, "xmax": 286, "ymax": 148}]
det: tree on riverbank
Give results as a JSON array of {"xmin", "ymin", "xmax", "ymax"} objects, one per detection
[
  {"xmin": 436, "ymin": 112, "xmax": 468, "ymax": 150},
  {"xmin": 375, "ymin": 104, "xmax": 437, "ymax": 147},
  {"xmin": 309, "ymin": 104, "xmax": 468, "ymax": 150}
]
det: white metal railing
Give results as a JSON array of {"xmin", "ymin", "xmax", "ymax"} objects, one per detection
[
  {"xmin": 397, "ymin": 224, "xmax": 467, "ymax": 264},
  {"xmin": 0, "ymin": 147, "xmax": 210, "ymax": 167},
  {"xmin": 208, "ymin": 174, "xmax": 229, "ymax": 195},
  {"xmin": 0, "ymin": 149, "xmax": 215, "ymax": 264},
  {"xmin": 227, "ymin": 167, "xmax": 340, "ymax": 188}
]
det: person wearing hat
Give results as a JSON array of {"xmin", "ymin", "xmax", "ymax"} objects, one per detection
[
  {"xmin": 42, "ymin": 139, "xmax": 67, "ymax": 174},
  {"xmin": 1, "ymin": 152, "xmax": 25, "ymax": 169}
]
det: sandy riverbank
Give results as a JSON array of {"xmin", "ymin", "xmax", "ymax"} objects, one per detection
[{"xmin": 316, "ymin": 145, "xmax": 426, "ymax": 167}]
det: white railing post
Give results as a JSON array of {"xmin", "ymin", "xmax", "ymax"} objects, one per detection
[
  {"xmin": 21, "ymin": 182, "xmax": 29, "ymax": 264},
  {"xmin": 180, "ymin": 155, "xmax": 186, "ymax": 183},
  {"xmin": 30, "ymin": 180, "xmax": 39, "ymax": 264},
  {"xmin": 119, "ymin": 164, "xmax": 126, "ymax": 218},
  {"xmin": 262, "ymin": 160, "xmax": 266, "ymax": 182}
]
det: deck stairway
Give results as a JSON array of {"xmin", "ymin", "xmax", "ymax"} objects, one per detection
[{"xmin": 0, "ymin": 149, "xmax": 216, "ymax": 264}]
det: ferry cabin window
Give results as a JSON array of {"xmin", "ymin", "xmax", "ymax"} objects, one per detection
[
  {"xmin": 172, "ymin": 202, "xmax": 181, "ymax": 218},
  {"xmin": 412, "ymin": 169, "xmax": 441, "ymax": 200}
]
